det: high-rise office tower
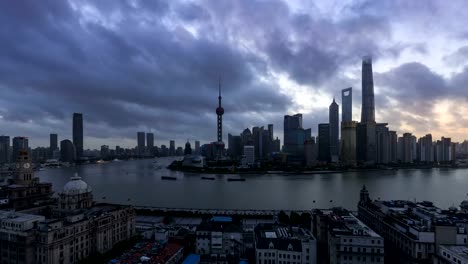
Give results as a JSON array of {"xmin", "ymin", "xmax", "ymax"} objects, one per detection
[
  {"xmin": 146, "ymin": 133, "xmax": 154, "ymax": 149},
  {"xmin": 73, "ymin": 113, "xmax": 83, "ymax": 159},
  {"xmin": 424, "ymin": 134, "xmax": 433, "ymax": 162},
  {"xmin": 268, "ymin": 124, "xmax": 274, "ymax": 141},
  {"xmin": 195, "ymin": 141, "xmax": 200, "ymax": 154},
  {"xmin": 169, "ymin": 140, "xmax": 175, "ymax": 156},
  {"xmin": 60, "ymin": 139, "xmax": 76, "ymax": 163},
  {"xmin": 361, "ymin": 56, "xmax": 375, "ymax": 124},
  {"xmin": 358, "ymin": 56, "xmax": 376, "ymax": 164},
  {"xmin": 402, "ymin": 133, "xmax": 413, "ymax": 163},
  {"xmin": 50, "ymin": 134, "xmax": 58, "ymax": 158},
  {"xmin": 228, "ymin": 134, "xmax": 242, "ymax": 159},
  {"xmin": 442, "ymin": 137, "xmax": 452, "ymax": 162},
  {"xmin": 341, "ymin": 121, "xmax": 357, "ymax": 165},
  {"xmin": 329, "ymin": 98, "xmax": 339, "ymax": 161},
  {"xmin": 12, "ymin": 137, "xmax": 28, "ymax": 161},
  {"xmin": 304, "ymin": 138, "xmax": 317, "ymax": 167},
  {"xmin": 389, "ymin": 131, "xmax": 398, "ymax": 163},
  {"xmin": 375, "ymin": 123, "xmax": 390, "ymax": 164},
  {"xmin": 184, "ymin": 141, "xmax": 192, "ymax": 155},
  {"xmin": 283, "ymin": 114, "xmax": 310, "ymax": 156},
  {"xmin": 0, "ymin": 136, "xmax": 10, "ymax": 164},
  {"xmin": 318, "ymin": 124, "xmax": 330, "ymax": 162},
  {"xmin": 137, "ymin": 132, "xmax": 145, "ymax": 156},
  {"xmin": 252, "ymin": 126, "xmax": 264, "ymax": 160},
  {"xmin": 342, "ymin": 87, "xmax": 352, "ymax": 122}
]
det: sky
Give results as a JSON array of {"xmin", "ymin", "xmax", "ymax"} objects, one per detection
[{"xmin": 1, "ymin": 0, "xmax": 468, "ymax": 149}]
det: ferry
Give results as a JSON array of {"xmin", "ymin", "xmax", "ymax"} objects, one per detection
[
  {"xmin": 201, "ymin": 176, "xmax": 215, "ymax": 180},
  {"xmin": 161, "ymin": 176, "xmax": 177, "ymax": 180}
]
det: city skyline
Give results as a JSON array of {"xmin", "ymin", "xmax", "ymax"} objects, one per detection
[{"xmin": 1, "ymin": 1, "xmax": 468, "ymax": 148}]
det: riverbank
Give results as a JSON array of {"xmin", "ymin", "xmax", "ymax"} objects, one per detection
[{"xmin": 168, "ymin": 160, "xmax": 460, "ymax": 175}]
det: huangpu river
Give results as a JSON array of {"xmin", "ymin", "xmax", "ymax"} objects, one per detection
[{"xmin": 36, "ymin": 158, "xmax": 468, "ymax": 211}]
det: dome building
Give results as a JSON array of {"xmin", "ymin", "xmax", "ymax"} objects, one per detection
[{"xmin": 57, "ymin": 173, "xmax": 93, "ymax": 216}]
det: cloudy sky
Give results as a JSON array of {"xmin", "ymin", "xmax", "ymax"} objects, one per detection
[{"xmin": 1, "ymin": 0, "xmax": 468, "ymax": 149}]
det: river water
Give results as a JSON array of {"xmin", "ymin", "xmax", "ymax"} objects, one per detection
[{"xmin": 36, "ymin": 158, "xmax": 468, "ymax": 210}]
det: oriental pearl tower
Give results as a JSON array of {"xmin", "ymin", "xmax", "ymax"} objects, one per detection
[{"xmin": 215, "ymin": 79, "xmax": 225, "ymax": 160}]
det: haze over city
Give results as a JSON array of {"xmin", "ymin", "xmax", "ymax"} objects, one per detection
[{"xmin": 1, "ymin": 0, "xmax": 468, "ymax": 148}]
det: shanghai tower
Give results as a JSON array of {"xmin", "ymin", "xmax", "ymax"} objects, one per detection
[{"xmin": 361, "ymin": 56, "xmax": 375, "ymax": 124}]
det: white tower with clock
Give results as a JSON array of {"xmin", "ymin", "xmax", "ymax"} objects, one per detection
[{"xmin": 14, "ymin": 149, "xmax": 35, "ymax": 185}]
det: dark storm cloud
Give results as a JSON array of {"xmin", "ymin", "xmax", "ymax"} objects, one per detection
[
  {"xmin": 0, "ymin": 0, "xmax": 293, "ymax": 146},
  {"xmin": 1, "ymin": 0, "xmax": 467, "ymax": 147}
]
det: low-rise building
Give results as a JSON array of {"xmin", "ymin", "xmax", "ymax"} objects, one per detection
[
  {"xmin": 0, "ymin": 173, "xmax": 136, "ymax": 264},
  {"xmin": 358, "ymin": 185, "xmax": 468, "ymax": 263},
  {"xmin": 255, "ymin": 223, "xmax": 317, "ymax": 264},
  {"xmin": 434, "ymin": 245, "xmax": 468, "ymax": 264},
  {"xmin": 196, "ymin": 216, "xmax": 243, "ymax": 260},
  {"xmin": 0, "ymin": 211, "xmax": 45, "ymax": 264},
  {"xmin": 327, "ymin": 210, "xmax": 384, "ymax": 264}
]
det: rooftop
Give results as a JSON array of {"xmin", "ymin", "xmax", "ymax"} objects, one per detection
[
  {"xmin": 0, "ymin": 210, "xmax": 45, "ymax": 223},
  {"xmin": 439, "ymin": 245, "xmax": 468, "ymax": 261},
  {"xmin": 255, "ymin": 224, "xmax": 315, "ymax": 251},
  {"xmin": 329, "ymin": 213, "xmax": 381, "ymax": 238}
]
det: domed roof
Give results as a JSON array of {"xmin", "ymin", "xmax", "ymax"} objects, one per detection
[{"xmin": 63, "ymin": 173, "xmax": 91, "ymax": 195}]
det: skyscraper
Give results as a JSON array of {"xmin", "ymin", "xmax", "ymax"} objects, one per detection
[
  {"xmin": 72, "ymin": 113, "xmax": 83, "ymax": 159},
  {"xmin": 389, "ymin": 131, "xmax": 398, "ymax": 163},
  {"xmin": 268, "ymin": 124, "xmax": 274, "ymax": 141},
  {"xmin": 137, "ymin": 132, "xmax": 145, "ymax": 156},
  {"xmin": 169, "ymin": 140, "xmax": 175, "ymax": 156},
  {"xmin": 358, "ymin": 56, "xmax": 376, "ymax": 164},
  {"xmin": 195, "ymin": 141, "xmax": 201, "ymax": 154},
  {"xmin": 361, "ymin": 56, "xmax": 375, "ymax": 124},
  {"xmin": 50, "ymin": 134, "xmax": 58, "ymax": 158},
  {"xmin": 283, "ymin": 114, "xmax": 310, "ymax": 156},
  {"xmin": 341, "ymin": 121, "xmax": 357, "ymax": 165},
  {"xmin": 0, "ymin": 136, "xmax": 10, "ymax": 164},
  {"xmin": 318, "ymin": 124, "xmax": 330, "ymax": 162},
  {"xmin": 184, "ymin": 141, "xmax": 192, "ymax": 155},
  {"xmin": 60, "ymin": 139, "xmax": 75, "ymax": 163},
  {"xmin": 424, "ymin": 134, "xmax": 433, "ymax": 162},
  {"xmin": 342, "ymin": 87, "xmax": 352, "ymax": 122},
  {"xmin": 12, "ymin": 137, "xmax": 28, "ymax": 161},
  {"xmin": 146, "ymin": 133, "xmax": 154, "ymax": 149},
  {"xmin": 375, "ymin": 123, "xmax": 390, "ymax": 164},
  {"xmin": 329, "ymin": 98, "xmax": 339, "ymax": 161},
  {"xmin": 228, "ymin": 134, "xmax": 242, "ymax": 159},
  {"xmin": 252, "ymin": 126, "xmax": 264, "ymax": 160}
]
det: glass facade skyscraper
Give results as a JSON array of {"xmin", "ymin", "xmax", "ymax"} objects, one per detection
[
  {"xmin": 361, "ymin": 56, "xmax": 375, "ymax": 124},
  {"xmin": 72, "ymin": 113, "xmax": 83, "ymax": 159}
]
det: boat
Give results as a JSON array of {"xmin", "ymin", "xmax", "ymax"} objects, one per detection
[
  {"xmin": 161, "ymin": 176, "xmax": 177, "ymax": 180},
  {"xmin": 227, "ymin": 178, "xmax": 246, "ymax": 182},
  {"xmin": 201, "ymin": 176, "xmax": 215, "ymax": 180}
]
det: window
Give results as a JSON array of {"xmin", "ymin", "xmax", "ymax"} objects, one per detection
[{"xmin": 372, "ymin": 239, "xmax": 375, "ymax": 244}]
